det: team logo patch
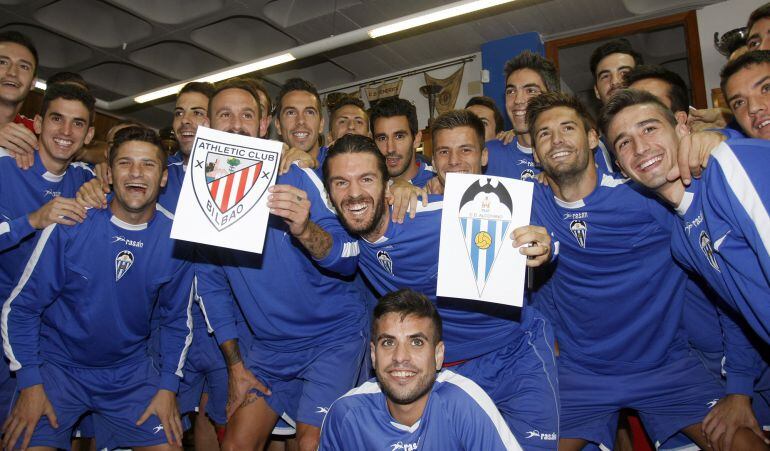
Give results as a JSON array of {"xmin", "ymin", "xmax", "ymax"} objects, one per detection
[
  {"xmin": 115, "ymin": 250, "xmax": 134, "ymax": 281},
  {"xmin": 570, "ymin": 220, "xmax": 587, "ymax": 248},
  {"xmin": 458, "ymin": 178, "xmax": 513, "ymax": 296},
  {"xmin": 699, "ymin": 230, "xmax": 720, "ymax": 271},
  {"xmin": 191, "ymin": 139, "xmax": 278, "ymax": 231},
  {"xmin": 377, "ymin": 250, "xmax": 394, "ymax": 275},
  {"xmin": 520, "ymin": 169, "xmax": 535, "ymax": 181}
]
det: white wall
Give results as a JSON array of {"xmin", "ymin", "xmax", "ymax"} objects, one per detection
[
  {"xmin": 321, "ymin": 53, "xmax": 483, "ymax": 130},
  {"xmin": 697, "ymin": 0, "xmax": 765, "ymax": 107}
]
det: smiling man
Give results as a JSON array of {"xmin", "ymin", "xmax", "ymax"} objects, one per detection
[
  {"xmin": 320, "ymin": 289, "xmax": 519, "ymax": 451},
  {"xmin": 600, "ymin": 89, "xmax": 770, "ymax": 451},
  {"xmin": 721, "ymin": 50, "xmax": 770, "ymax": 140},
  {"xmin": 0, "ymin": 31, "xmax": 39, "ymax": 169},
  {"xmin": 299, "ymin": 119, "xmax": 560, "ymax": 450},
  {"xmin": 2, "ymin": 126, "xmax": 194, "ymax": 451}
]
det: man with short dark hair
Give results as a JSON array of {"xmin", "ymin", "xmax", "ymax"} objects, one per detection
[
  {"xmin": 303, "ymin": 116, "xmax": 561, "ymax": 449},
  {"xmin": 465, "ymin": 95, "xmax": 504, "ymax": 142},
  {"xmin": 590, "ymin": 38, "xmax": 643, "ymax": 105},
  {"xmin": 720, "ymin": 50, "xmax": 770, "ymax": 140},
  {"xmin": 0, "ymin": 30, "xmax": 39, "ymax": 169},
  {"xmin": 320, "ymin": 289, "xmax": 519, "ymax": 450},
  {"xmin": 368, "ymin": 97, "xmax": 434, "ymax": 187},
  {"xmin": 600, "ymin": 88, "xmax": 770, "ymax": 451},
  {"xmin": 526, "ymin": 91, "xmax": 723, "ymax": 451},
  {"xmin": 328, "ymin": 96, "xmax": 369, "ymax": 142},
  {"xmin": 747, "ymin": 2, "xmax": 770, "ymax": 51},
  {"xmin": 624, "ymin": 64, "xmax": 690, "ymax": 122},
  {"xmin": 2, "ymin": 126, "xmax": 194, "ymax": 451}
]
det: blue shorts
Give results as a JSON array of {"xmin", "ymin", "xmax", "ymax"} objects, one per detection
[
  {"xmin": 177, "ymin": 325, "xmax": 228, "ymax": 425},
  {"xmin": 15, "ymin": 359, "xmax": 171, "ymax": 450},
  {"xmin": 452, "ymin": 308, "xmax": 560, "ymax": 450},
  {"xmin": 559, "ymin": 351, "xmax": 724, "ymax": 449},
  {"xmin": 244, "ymin": 330, "xmax": 366, "ymax": 428}
]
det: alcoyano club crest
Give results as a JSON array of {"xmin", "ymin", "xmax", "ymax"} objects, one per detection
[{"xmin": 191, "ymin": 138, "xmax": 279, "ymax": 231}]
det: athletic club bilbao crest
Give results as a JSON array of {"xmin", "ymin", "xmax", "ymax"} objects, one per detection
[
  {"xmin": 570, "ymin": 220, "xmax": 587, "ymax": 248},
  {"xmin": 699, "ymin": 230, "xmax": 720, "ymax": 271},
  {"xmin": 115, "ymin": 250, "xmax": 134, "ymax": 281},
  {"xmin": 191, "ymin": 138, "xmax": 279, "ymax": 231},
  {"xmin": 458, "ymin": 178, "xmax": 513, "ymax": 296}
]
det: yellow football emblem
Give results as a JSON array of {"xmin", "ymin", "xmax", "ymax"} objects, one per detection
[{"xmin": 474, "ymin": 231, "xmax": 492, "ymax": 250}]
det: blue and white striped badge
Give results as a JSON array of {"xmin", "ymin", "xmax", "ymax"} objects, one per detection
[{"xmin": 460, "ymin": 217, "xmax": 511, "ymax": 296}]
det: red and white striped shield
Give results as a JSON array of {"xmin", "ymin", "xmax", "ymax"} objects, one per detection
[{"xmin": 206, "ymin": 157, "xmax": 263, "ymax": 213}]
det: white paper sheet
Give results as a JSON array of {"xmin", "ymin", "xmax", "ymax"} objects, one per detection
[
  {"xmin": 170, "ymin": 126, "xmax": 283, "ymax": 253},
  {"xmin": 436, "ymin": 173, "xmax": 533, "ymax": 306}
]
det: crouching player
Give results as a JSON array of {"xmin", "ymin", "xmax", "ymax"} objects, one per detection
[
  {"xmin": 1, "ymin": 126, "xmax": 194, "ymax": 451},
  {"xmin": 320, "ymin": 289, "xmax": 519, "ymax": 450}
]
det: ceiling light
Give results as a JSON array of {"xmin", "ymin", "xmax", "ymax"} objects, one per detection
[
  {"xmin": 368, "ymin": 0, "xmax": 517, "ymax": 38},
  {"xmin": 133, "ymin": 53, "xmax": 295, "ymax": 104},
  {"xmin": 196, "ymin": 53, "xmax": 295, "ymax": 84},
  {"xmin": 34, "ymin": 80, "xmax": 47, "ymax": 91}
]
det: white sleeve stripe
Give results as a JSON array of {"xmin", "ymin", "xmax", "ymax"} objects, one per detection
[
  {"xmin": 175, "ymin": 278, "xmax": 195, "ymax": 378},
  {"xmin": 0, "ymin": 222, "xmax": 9, "ymax": 236},
  {"xmin": 298, "ymin": 165, "xmax": 337, "ymax": 214},
  {"xmin": 415, "ymin": 201, "xmax": 443, "ymax": 213},
  {"xmin": 341, "ymin": 241, "xmax": 360, "ymax": 257},
  {"xmin": 1, "ymin": 224, "xmax": 57, "ymax": 371},
  {"xmin": 439, "ymin": 370, "xmax": 523, "ymax": 451},
  {"xmin": 156, "ymin": 203, "xmax": 175, "ymax": 220},
  {"xmin": 712, "ymin": 142, "xmax": 770, "ymax": 258}
]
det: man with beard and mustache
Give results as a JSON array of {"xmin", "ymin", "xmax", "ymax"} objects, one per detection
[
  {"xmin": 590, "ymin": 39, "xmax": 643, "ymax": 107},
  {"xmin": 195, "ymin": 80, "xmax": 367, "ymax": 451},
  {"xmin": 295, "ymin": 114, "xmax": 560, "ymax": 450},
  {"xmin": 525, "ymin": 92, "xmax": 723, "ymax": 451},
  {"xmin": 369, "ymin": 97, "xmax": 434, "ymax": 188},
  {"xmin": 319, "ymin": 289, "xmax": 518, "ymax": 450}
]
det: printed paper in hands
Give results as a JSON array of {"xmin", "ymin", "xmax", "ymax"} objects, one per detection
[
  {"xmin": 170, "ymin": 126, "xmax": 282, "ymax": 253},
  {"xmin": 437, "ymin": 173, "xmax": 533, "ymax": 306}
]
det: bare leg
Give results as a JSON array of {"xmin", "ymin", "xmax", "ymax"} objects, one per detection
[
  {"xmin": 194, "ymin": 393, "xmax": 221, "ymax": 451},
  {"xmin": 558, "ymin": 438, "xmax": 588, "ymax": 451},
  {"xmin": 221, "ymin": 395, "xmax": 279, "ymax": 451},
  {"xmin": 295, "ymin": 423, "xmax": 320, "ymax": 451}
]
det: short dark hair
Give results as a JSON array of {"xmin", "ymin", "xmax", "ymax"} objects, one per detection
[
  {"xmin": 236, "ymin": 77, "xmax": 271, "ymax": 116},
  {"xmin": 178, "ymin": 81, "xmax": 214, "ymax": 99},
  {"xmin": 465, "ymin": 95, "xmax": 505, "ymax": 134},
  {"xmin": 46, "ymin": 71, "xmax": 88, "ymax": 90},
  {"xmin": 748, "ymin": 3, "xmax": 770, "ymax": 35},
  {"xmin": 598, "ymin": 88, "xmax": 676, "ymax": 140},
  {"xmin": 369, "ymin": 97, "xmax": 418, "ymax": 137},
  {"xmin": 372, "ymin": 289, "xmax": 443, "ymax": 343},
  {"xmin": 590, "ymin": 39, "xmax": 643, "ymax": 79},
  {"xmin": 503, "ymin": 51, "xmax": 559, "ymax": 93},
  {"xmin": 209, "ymin": 79, "xmax": 260, "ymax": 118},
  {"xmin": 275, "ymin": 78, "xmax": 321, "ymax": 118},
  {"xmin": 720, "ymin": 50, "xmax": 770, "ymax": 97},
  {"xmin": 108, "ymin": 126, "xmax": 166, "ymax": 169},
  {"xmin": 0, "ymin": 30, "xmax": 38, "ymax": 75},
  {"xmin": 430, "ymin": 109, "xmax": 485, "ymax": 150},
  {"xmin": 623, "ymin": 64, "xmax": 689, "ymax": 114},
  {"xmin": 40, "ymin": 83, "xmax": 95, "ymax": 126},
  {"xmin": 526, "ymin": 92, "xmax": 595, "ymax": 143},
  {"xmin": 322, "ymin": 133, "xmax": 388, "ymax": 192},
  {"xmin": 330, "ymin": 96, "xmax": 367, "ymax": 121}
]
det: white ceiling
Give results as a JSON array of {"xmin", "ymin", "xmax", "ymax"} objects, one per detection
[{"xmin": 0, "ymin": 0, "xmax": 724, "ymax": 127}]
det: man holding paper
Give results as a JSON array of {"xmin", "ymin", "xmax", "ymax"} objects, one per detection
[
  {"xmin": 291, "ymin": 110, "xmax": 560, "ymax": 450},
  {"xmin": 194, "ymin": 79, "xmax": 368, "ymax": 451}
]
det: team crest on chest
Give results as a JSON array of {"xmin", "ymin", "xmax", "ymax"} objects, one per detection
[
  {"xmin": 699, "ymin": 231, "xmax": 720, "ymax": 271},
  {"xmin": 191, "ymin": 136, "xmax": 279, "ymax": 231},
  {"xmin": 115, "ymin": 250, "xmax": 134, "ymax": 281},
  {"xmin": 520, "ymin": 169, "xmax": 535, "ymax": 181},
  {"xmin": 569, "ymin": 220, "xmax": 587, "ymax": 248},
  {"xmin": 377, "ymin": 250, "xmax": 394, "ymax": 275}
]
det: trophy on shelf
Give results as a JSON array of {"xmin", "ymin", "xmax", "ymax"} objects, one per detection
[
  {"xmin": 714, "ymin": 27, "xmax": 748, "ymax": 57},
  {"xmin": 420, "ymin": 84, "xmax": 443, "ymax": 125}
]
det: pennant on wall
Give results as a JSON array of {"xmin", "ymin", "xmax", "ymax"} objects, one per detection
[
  {"xmin": 365, "ymin": 79, "xmax": 403, "ymax": 102},
  {"xmin": 424, "ymin": 64, "xmax": 465, "ymax": 115}
]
